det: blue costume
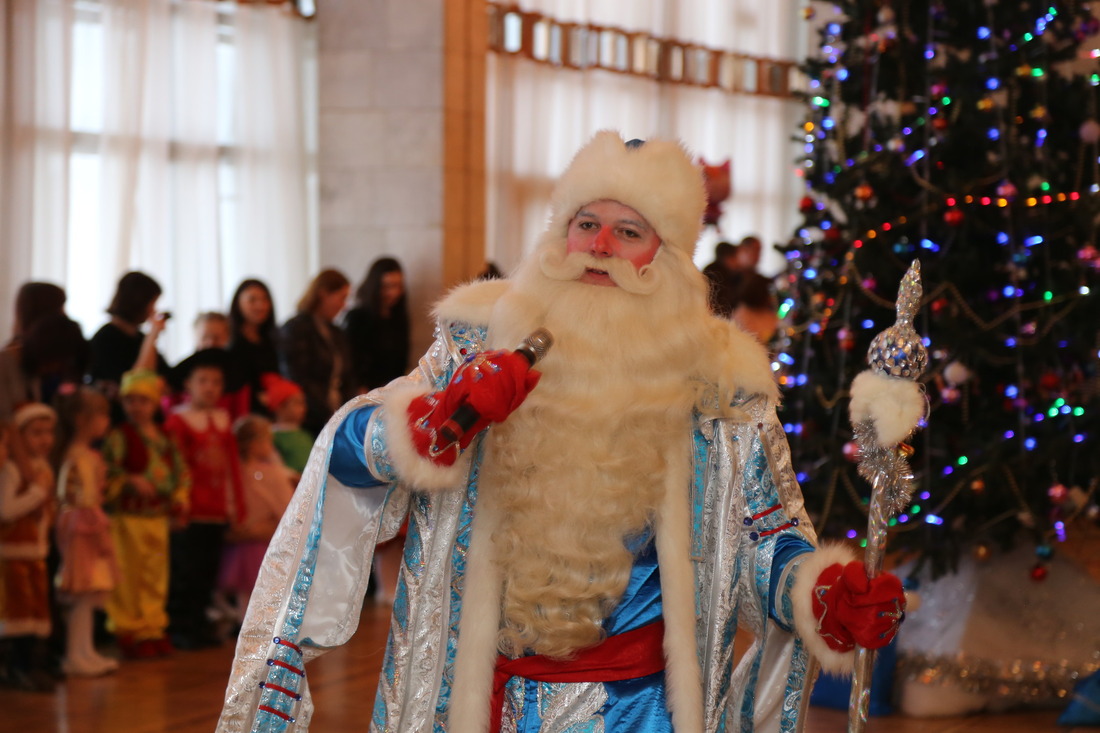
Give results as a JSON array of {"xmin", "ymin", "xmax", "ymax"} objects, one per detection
[
  {"xmin": 218, "ymin": 311, "xmax": 835, "ymax": 733},
  {"xmin": 217, "ymin": 132, "xmax": 861, "ymax": 733}
]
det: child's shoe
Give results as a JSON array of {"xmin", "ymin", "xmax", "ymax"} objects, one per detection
[
  {"xmin": 152, "ymin": 636, "xmax": 175, "ymax": 657},
  {"xmin": 61, "ymin": 655, "xmax": 105, "ymax": 678}
]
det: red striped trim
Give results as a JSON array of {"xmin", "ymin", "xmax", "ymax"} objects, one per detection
[
  {"xmin": 268, "ymin": 659, "xmax": 305, "ymax": 676},
  {"xmin": 759, "ymin": 521, "xmax": 796, "ymax": 538},
  {"xmin": 274, "ymin": 637, "xmax": 303, "ymax": 655},
  {"xmin": 259, "ymin": 681, "xmax": 302, "ymax": 701},
  {"xmin": 258, "ymin": 705, "xmax": 295, "ymax": 723},
  {"xmin": 750, "ymin": 503, "xmax": 783, "ymax": 520}
]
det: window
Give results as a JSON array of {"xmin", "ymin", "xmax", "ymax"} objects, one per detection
[{"xmin": 4, "ymin": 0, "xmax": 317, "ymax": 361}]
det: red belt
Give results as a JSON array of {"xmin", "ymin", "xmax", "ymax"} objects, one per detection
[{"xmin": 489, "ymin": 620, "xmax": 666, "ymax": 733}]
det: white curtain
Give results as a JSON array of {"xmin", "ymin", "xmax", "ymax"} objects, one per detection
[
  {"xmin": 485, "ymin": 0, "xmax": 805, "ymax": 275},
  {"xmin": 0, "ymin": 0, "xmax": 317, "ymax": 361}
]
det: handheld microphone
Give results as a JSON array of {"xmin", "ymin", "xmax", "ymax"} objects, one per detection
[{"xmin": 436, "ymin": 328, "xmax": 554, "ymax": 448}]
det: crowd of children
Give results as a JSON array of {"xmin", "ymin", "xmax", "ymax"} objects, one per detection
[{"xmin": 0, "ymin": 359, "xmax": 305, "ymax": 691}]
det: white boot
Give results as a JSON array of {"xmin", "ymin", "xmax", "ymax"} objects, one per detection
[
  {"xmin": 78, "ymin": 596, "xmax": 118, "ymax": 673},
  {"xmin": 63, "ymin": 599, "xmax": 103, "ymax": 677}
]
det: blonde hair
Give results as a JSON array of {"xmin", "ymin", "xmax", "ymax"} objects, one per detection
[
  {"xmin": 193, "ymin": 311, "xmax": 229, "ymax": 328},
  {"xmin": 296, "ymin": 269, "xmax": 350, "ymax": 315},
  {"xmin": 52, "ymin": 386, "xmax": 109, "ymax": 468},
  {"xmin": 233, "ymin": 414, "xmax": 273, "ymax": 458}
]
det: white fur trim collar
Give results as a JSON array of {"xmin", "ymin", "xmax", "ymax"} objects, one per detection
[{"xmin": 432, "ymin": 279, "xmax": 780, "ymax": 404}]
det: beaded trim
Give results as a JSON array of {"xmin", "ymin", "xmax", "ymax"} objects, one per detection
[{"xmin": 898, "ymin": 652, "xmax": 1100, "ymax": 702}]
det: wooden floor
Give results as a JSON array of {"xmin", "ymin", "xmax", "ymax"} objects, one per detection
[{"xmin": 7, "ymin": 598, "xmax": 1080, "ymax": 732}]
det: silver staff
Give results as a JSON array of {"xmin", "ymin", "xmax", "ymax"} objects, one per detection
[{"xmin": 848, "ymin": 260, "xmax": 927, "ymax": 732}]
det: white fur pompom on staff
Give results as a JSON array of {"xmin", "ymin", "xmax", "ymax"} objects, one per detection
[{"xmin": 846, "ymin": 260, "xmax": 929, "ymax": 732}]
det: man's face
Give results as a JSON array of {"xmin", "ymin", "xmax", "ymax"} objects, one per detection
[
  {"xmin": 736, "ymin": 239, "xmax": 762, "ymax": 269},
  {"xmin": 565, "ymin": 200, "xmax": 661, "ymax": 287}
]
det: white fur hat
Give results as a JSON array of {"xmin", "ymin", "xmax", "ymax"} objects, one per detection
[{"xmin": 547, "ymin": 130, "xmax": 707, "ymax": 257}]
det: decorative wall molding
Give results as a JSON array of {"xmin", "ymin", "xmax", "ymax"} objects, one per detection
[
  {"xmin": 486, "ymin": 2, "xmax": 799, "ymax": 99},
  {"xmin": 200, "ymin": 0, "xmax": 315, "ymax": 20}
]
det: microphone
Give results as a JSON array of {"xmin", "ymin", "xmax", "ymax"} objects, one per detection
[{"xmin": 436, "ymin": 328, "xmax": 554, "ymax": 449}]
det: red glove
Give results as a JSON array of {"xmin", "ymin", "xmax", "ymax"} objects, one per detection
[
  {"xmin": 407, "ymin": 350, "xmax": 542, "ymax": 466},
  {"xmin": 811, "ymin": 561, "xmax": 905, "ymax": 652}
]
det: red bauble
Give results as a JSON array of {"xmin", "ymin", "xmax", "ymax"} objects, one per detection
[
  {"xmin": 1048, "ymin": 483, "xmax": 1069, "ymax": 505},
  {"xmin": 996, "ymin": 180, "xmax": 1018, "ymax": 201},
  {"xmin": 823, "ymin": 226, "xmax": 842, "ymax": 242},
  {"xmin": 841, "ymin": 441, "xmax": 861, "ymax": 462},
  {"xmin": 1040, "ymin": 372, "xmax": 1061, "ymax": 391},
  {"xmin": 854, "ymin": 184, "xmax": 874, "ymax": 201},
  {"xmin": 1030, "ymin": 564, "xmax": 1048, "ymax": 582},
  {"xmin": 932, "ymin": 117, "xmax": 949, "ymax": 131},
  {"xmin": 837, "ymin": 327, "xmax": 855, "ymax": 351},
  {"xmin": 799, "ymin": 195, "xmax": 815, "ymax": 212},
  {"xmin": 943, "ymin": 208, "xmax": 964, "ymax": 227}
]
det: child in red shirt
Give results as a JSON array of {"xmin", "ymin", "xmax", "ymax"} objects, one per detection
[{"xmin": 164, "ymin": 349, "xmax": 242, "ymax": 649}]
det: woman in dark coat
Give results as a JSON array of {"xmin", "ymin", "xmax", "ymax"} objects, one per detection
[
  {"xmin": 343, "ymin": 257, "xmax": 410, "ymax": 394},
  {"xmin": 87, "ymin": 272, "xmax": 170, "ymax": 419},
  {"xmin": 227, "ymin": 279, "xmax": 280, "ymax": 416},
  {"xmin": 278, "ymin": 269, "xmax": 353, "ymax": 436}
]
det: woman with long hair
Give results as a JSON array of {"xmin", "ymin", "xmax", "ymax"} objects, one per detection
[
  {"xmin": 343, "ymin": 257, "xmax": 410, "ymax": 394},
  {"xmin": 278, "ymin": 269, "xmax": 353, "ymax": 436},
  {"xmin": 227, "ymin": 279, "xmax": 279, "ymax": 415},
  {"xmin": 6, "ymin": 282, "xmax": 66, "ymax": 348}
]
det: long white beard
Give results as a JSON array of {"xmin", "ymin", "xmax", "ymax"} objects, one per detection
[{"xmin": 478, "ymin": 238, "xmax": 713, "ymax": 658}]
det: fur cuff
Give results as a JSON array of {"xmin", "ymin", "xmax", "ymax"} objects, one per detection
[
  {"xmin": 790, "ymin": 543, "xmax": 858, "ymax": 675},
  {"xmin": 432, "ymin": 278, "xmax": 510, "ymax": 329},
  {"xmin": 849, "ymin": 370, "xmax": 925, "ymax": 447},
  {"xmin": 379, "ymin": 383, "xmax": 473, "ymax": 491}
]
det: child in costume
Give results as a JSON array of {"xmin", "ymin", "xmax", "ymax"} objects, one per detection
[
  {"xmin": 164, "ymin": 348, "xmax": 243, "ymax": 649},
  {"xmin": 0, "ymin": 404, "xmax": 58, "ymax": 691},
  {"xmin": 262, "ymin": 373, "xmax": 312, "ymax": 484},
  {"xmin": 53, "ymin": 386, "xmax": 120, "ymax": 676},
  {"xmin": 102, "ymin": 369, "xmax": 190, "ymax": 659},
  {"xmin": 217, "ymin": 415, "xmax": 293, "ymax": 626}
]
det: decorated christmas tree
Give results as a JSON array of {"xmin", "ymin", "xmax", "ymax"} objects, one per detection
[{"xmin": 779, "ymin": 1, "xmax": 1100, "ymax": 580}]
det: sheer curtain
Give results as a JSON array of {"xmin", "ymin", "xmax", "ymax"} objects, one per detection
[
  {"xmin": 0, "ymin": 0, "xmax": 317, "ymax": 361},
  {"xmin": 485, "ymin": 0, "xmax": 804, "ymax": 274}
]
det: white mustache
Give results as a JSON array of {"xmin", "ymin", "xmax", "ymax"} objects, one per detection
[{"xmin": 538, "ymin": 249, "xmax": 661, "ymax": 296}]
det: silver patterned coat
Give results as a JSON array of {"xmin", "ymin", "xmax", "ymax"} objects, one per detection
[{"xmin": 217, "ymin": 313, "xmax": 821, "ymax": 733}]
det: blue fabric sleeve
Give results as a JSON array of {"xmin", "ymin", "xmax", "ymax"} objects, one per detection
[
  {"xmin": 769, "ymin": 533, "xmax": 814, "ymax": 630},
  {"xmin": 328, "ymin": 405, "xmax": 386, "ymax": 489}
]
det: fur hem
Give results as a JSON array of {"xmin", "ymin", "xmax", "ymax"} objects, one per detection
[
  {"xmin": 379, "ymin": 383, "xmax": 472, "ymax": 491},
  {"xmin": 790, "ymin": 543, "xmax": 858, "ymax": 675},
  {"xmin": 849, "ymin": 370, "xmax": 926, "ymax": 447},
  {"xmin": 433, "ymin": 279, "xmax": 511, "ymax": 329},
  {"xmin": 448, "ymin": 500, "xmax": 504, "ymax": 733},
  {"xmin": 655, "ymin": 440, "xmax": 705, "ymax": 733}
]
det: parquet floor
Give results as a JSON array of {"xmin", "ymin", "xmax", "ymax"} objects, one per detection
[{"xmin": 5, "ymin": 599, "xmax": 1080, "ymax": 732}]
